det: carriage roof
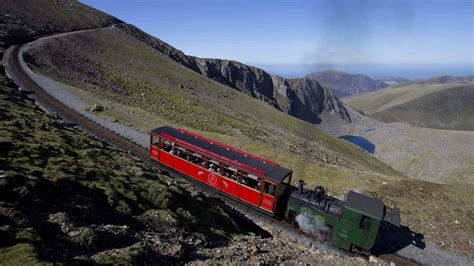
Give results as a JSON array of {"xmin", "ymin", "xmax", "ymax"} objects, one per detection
[{"xmin": 152, "ymin": 126, "xmax": 292, "ymax": 183}]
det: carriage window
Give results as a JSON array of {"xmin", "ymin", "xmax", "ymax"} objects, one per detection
[
  {"xmin": 264, "ymin": 182, "xmax": 275, "ymax": 196},
  {"xmin": 178, "ymin": 149, "xmax": 188, "ymax": 159},
  {"xmin": 192, "ymin": 154, "xmax": 203, "ymax": 165},
  {"xmin": 160, "ymin": 140, "xmax": 172, "ymax": 151},
  {"xmin": 241, "ymin": 173, "xmax": 260, "ymax": 191}
]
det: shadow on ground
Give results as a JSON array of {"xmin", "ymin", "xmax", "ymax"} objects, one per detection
[{"xmin": 373, "ymin": 221, "xmax": 425, "ymax": 255}]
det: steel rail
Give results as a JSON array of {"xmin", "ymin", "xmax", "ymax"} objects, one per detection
[{"xmin": 3, "ymin": 42, "xmax": 418, "ymax": 266}]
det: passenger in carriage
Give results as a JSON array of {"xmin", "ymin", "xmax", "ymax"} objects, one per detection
[
  {"xmin": 194, "ymin": 157, "xmax": 202, "ymax": 165},
  {"xmin": 208, "ymin": 163, "xmax": 214, "ymax": 171},
  {"xmin": 163, "ymin": 143, "xmax": 171, "ymax": 152},
  {"xmin": 223, "ymin": 170, "xmax": 231, "ymax": 178},
  {"xmin": 170, "ymin": 147, "xmax": 176, "ymax": 155}
]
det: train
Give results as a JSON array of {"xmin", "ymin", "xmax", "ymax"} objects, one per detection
[{"xmin": 149, "ymin": 126, "xmax": 401, "ymax": 253}]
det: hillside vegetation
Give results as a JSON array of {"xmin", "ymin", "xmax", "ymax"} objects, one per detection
[
  {"xmin": 345, "ymin": 83, "xmax": 474, "ymax": 131},
  {"xmin": 0, "ymin": 71, "xmax": 241, "ymax": 264},
  {"xmin": 1, "ymin": 70, "xmax": 360, "ymax": 264},
  {"xmin": 26, "ymin": 27, "xmax": 398, "ymax": 177},
  {"xmin": 0, "ymin": 72, "xmax": 258, "ymax": 263},
  {"xmin": 22, "ymin": 27, "xmax": 474, "ymax": 258},
  {"xmin": 116, "ymin": 24, "xmax": 351, "ymax": 127},
  {"xmin": 0, "ymin": 0, "xmax": 120, "ymax": 47}
]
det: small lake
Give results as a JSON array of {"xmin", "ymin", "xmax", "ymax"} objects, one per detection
[{"xmin": 338, "ymin": 135, "xmax": 376, "ymax": 154}]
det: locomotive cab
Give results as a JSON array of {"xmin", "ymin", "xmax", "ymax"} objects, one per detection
[{"xmin": 285, "ymin": 181, "xmax": 400, "ymax": 252}]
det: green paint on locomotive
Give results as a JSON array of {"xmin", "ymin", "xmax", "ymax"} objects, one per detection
[{"xmin": 284, "ymin": 190, "xmax": 386, "ymax": 252}]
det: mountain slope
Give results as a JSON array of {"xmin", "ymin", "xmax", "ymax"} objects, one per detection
[
  {"xmin": 306, "ymin": 70, "xmax": 389, "ymax": 97},
  {"xmin": 344, "ymin": 83, "xmax": 474, "ymax": 130},
  {"xmin": 0, "ymin": 72, "xmax": 252, "ymax": 263},
  {"xmin": 421, "ymin": 75, "xmax": 473, "ymax": 85},
  {"xmin": 25, "ymin": 26, "xmax": 394, "ymax": 176},
  {"xmin": 3, "ymin": 0, "xmax": 474, "ymax": 259},
  {"xmin": 116, "ymin": 24, "xmax": 350, "ymax": 126},
  {"xmin": 0, "ymin": 0, "xmax": 121, "ymax": 47},
  {"xmin": 0, "ymin": 70, "xmax": 363, "ymax": 264}
]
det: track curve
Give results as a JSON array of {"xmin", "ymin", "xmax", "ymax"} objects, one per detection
[{"xmin": 3, "ymin": 39, "xmax": 418, "ymax": 266}]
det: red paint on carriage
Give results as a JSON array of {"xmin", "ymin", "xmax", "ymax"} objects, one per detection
[
  {"xmin": 261, "ymin": 194, "xmax": 275, "ymax": 212},
  {"xmin": 239, "ymin": 185, "xmax": 261, "ymax": 206},
  {"xmin": 150, "ymin": 145, "xmax": 159, "ymax": 160},
  {"xmin": 219, "ymin": 176, "xmax": 241, "ymax": 198},
  {"xmin": 150, "ymin": 126, "xmax": 293, "ymax": 216},
  {"xmin": 157, "ymin": 149, "xmax": 263, "ymax": 209}
]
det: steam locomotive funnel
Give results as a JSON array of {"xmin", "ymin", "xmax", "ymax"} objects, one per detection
[
  {"xmin": 298, "ymin": 180, "xmax": 304, "ymax": 194},
  {"xmin": 314, "ymin": 186, "xmax": 326, "ymax": 202}
]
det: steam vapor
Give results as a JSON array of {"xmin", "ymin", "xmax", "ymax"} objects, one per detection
[{"xmin": 295, "ymin": 213, "xmax": 332, "ymax": 241}]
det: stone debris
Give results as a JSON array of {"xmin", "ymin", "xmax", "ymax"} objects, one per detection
[{"xmin": 89, "ymin": 103, "xmax": 104, "ymax": 113}]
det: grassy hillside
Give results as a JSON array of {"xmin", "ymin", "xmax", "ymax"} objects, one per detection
[
  {"xmin": 0, "ymin": 0, "xmax": 120, "ymax": 47},
  {"xmin": 0, "ymin": 72, "xmax": 258, "ymax": 263},
  {"xmin": 22, "ymin": 28, "xmax": 474, "ymax": 259},
  {"xmin": 344, "ymin": 83, "xmax": 474, "ymax": 130},
  {"xmin": 26, "ymin": 27, "xmax": 399, "ymax": 178}
]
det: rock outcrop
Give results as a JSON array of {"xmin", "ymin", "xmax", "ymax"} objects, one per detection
[{"xmin": 117, "ymin": 24, "xmax": 352, "ymax": 125}]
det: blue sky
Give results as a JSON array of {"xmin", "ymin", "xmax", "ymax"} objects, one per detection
[{"xmin": 81, "ymin": 0, "xmax": 473, "ymax": 76}]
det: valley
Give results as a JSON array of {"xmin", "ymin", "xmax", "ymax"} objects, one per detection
[
  {"xmin": 1, "ymin": 0, "xmax": 473, "ymax": 264},
  {"xmin": 345, "ymin": 83, "xmax": 474, "ymax": 131},
  {"xmin": 17, "ymin": 21, "xmax": 473, "ymax": 261}
]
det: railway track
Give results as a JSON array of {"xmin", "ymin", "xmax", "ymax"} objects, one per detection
[
  {"xmin": 379, "ymin": 254, "xmax": 419, "ymax": 266},
  {"xmin": 3, "ymin": 43, "xmax": 418, "ymax": 266}
]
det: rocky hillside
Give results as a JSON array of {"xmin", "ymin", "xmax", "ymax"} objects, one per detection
[
  {"xmin": 0, "ymin": 70, "xmax": 358, "ymax": 264},
  {"xmin": 345, "ymin": 83, "xmax": 474, "ymax": 131},
  {"xmin": 0, "ymin": 71, "xmax": 240, "ymax": 263},
  {"xmin": 0, "ymin": 0, "xmax": 120, "ymax": 47},
  {"xmin": 3, "ymin": 1, "xmax": 474, "ymax": 261},
  {"xmin": 306, "ymin": 70, "xmax": 389, "ymax": 97},
  {"xmin": 25, "ymin": 26, "xmax": 396, "ymax": 176},
  {"xmin": 116, "ymin": 24, "xmax": 350, "ymax": 126}
]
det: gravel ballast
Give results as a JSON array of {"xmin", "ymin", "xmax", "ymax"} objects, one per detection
[
  {"xmin": 19, "ymin": 40, "xmax": 149, "ymax": 149},
  {"xmin": 14, "ymin": 30, "xmax": 473, "ymax": 266}
]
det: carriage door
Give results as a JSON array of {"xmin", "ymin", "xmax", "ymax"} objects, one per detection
[{"xmin": 260, "ymin": 180, "xmax": 276, "ymax": 212}]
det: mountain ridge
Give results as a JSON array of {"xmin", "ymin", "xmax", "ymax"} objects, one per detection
[
  {"xmin": 115, "ymin": 24, "xmax": 351, "ymax": 126},
  {"xmin": 306, "ymin": 70, "xmax": 389, "ymax": 97}
]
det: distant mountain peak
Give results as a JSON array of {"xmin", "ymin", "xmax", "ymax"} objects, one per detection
[
  {"xmin": 117, "ymin": 24, "xmax": 351, "ymax": 126},
  {"xmin": 306, "ymin": 70, "xmax": 389, "ymax": 97}
]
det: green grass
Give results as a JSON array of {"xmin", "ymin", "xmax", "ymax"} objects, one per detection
[
  {"xmin": 0, "ymin": 0, "xmax": 120, "ymax": 45},
  {"xmin": 0, "ymin": 73, "xmax": 254, "ymax": 263},
  {"xmin": 22, "ymin": 29, "xmax": 474, "ymax": 258},
  {"xmin": 344, "ymin": 83, "xmax": 474, "ymax": 130},
  {"xmin": 27, "ymin": 28, "xmax": 400, "ymax": 178},
  {"xmin": 0, "ymin": 243, "xmax": 39, "ymax": 264}
]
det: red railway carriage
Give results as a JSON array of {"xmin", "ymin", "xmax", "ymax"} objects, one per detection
[{"xmin": 150, "ymin": 126, "xmax": 293, "ymax": 215}]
